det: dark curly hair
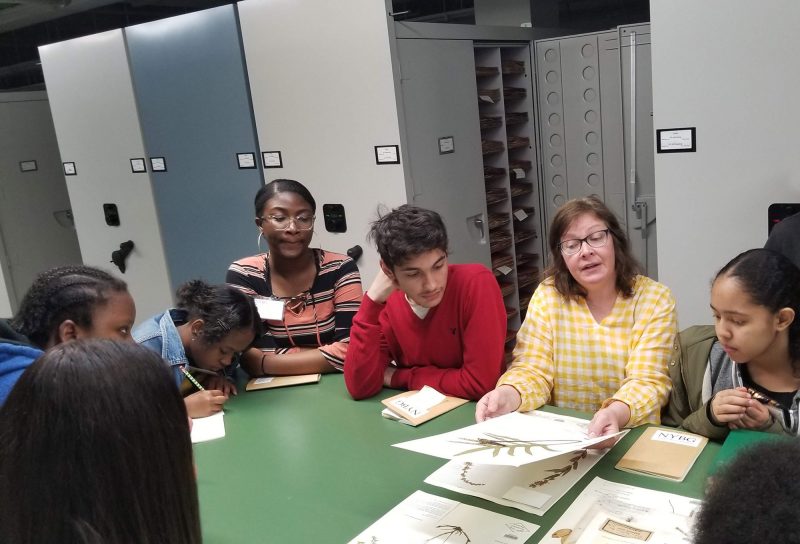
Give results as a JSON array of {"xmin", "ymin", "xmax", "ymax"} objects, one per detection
[
  {"xmin": 254, "ymin": 178, "xmax": 316, "ymax": 217},
  {"xmin": 10, "ymin": 265, "xmax": 128, "ymax": 348},
  {"xmin": 176, "ymin": 280, "xmax": 261, "ymax": 345},
  {"xmin": 694, "ymin": 439, "xmax": 800, "ymax": 544},
  {"xmin": 369, "ymin": 205, "xmax": 448, "ymax": 269},
  {"xmin": 544, "ymin": 195, "xmax": 641, "ymax": 301},
  {"xmin": 715, "ymin": 248, "xmax": 800, "ymax": 370}
]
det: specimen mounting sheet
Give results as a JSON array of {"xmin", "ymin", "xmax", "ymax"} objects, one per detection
[
  {"xmin": 426, "ymin": 446, "xmax": 609, "ymax": 515},
  {"xmin": 348, "ymin": 490, "xmax": 539, "ymax": 544},
  {"xmin": 538, "ymin": 477, "xmax": 701, "ymax": 544},
  {"xmin": 393, "ymin": 410, "xmax": 624, "ymax": 466}
]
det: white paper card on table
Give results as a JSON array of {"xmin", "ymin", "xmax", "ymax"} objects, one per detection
[
  {"xmin": 393, "ymin": 410, "xmax": 625, "ymax": 467},
  {"xmin": 424, "ymin": 413, "xmax": 612, "ymax": 515},
  {"xmin": 387, "ymin": 385, "xmax": 446, "ymax": 419},
  {"xmin": 254, "ymin": 377, "xmax": 274, "ymax": 385},
  {"xmin": 254, "ymin": 297, "xmax": 284, "ymax": 321},
  {"xmin": 536, "ymin": 477, "xmax": 702, "ymax": 544},
  {"xmin": 190, "ymin": 411, "xmax": 225, "ymax": 443},
  {"xmin": 348, "ymin": 490, "xmax": 538, "ymax": 544},
  {"xmin": 503, "ymin": 486, "xmax": 552, "ymax": 509},
  {"xmin": 514, "ymin": 208, "xmax": 529, "ymax": 221}
]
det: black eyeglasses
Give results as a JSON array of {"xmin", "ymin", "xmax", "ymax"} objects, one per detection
[{"xmin": 558, "ymin": 229, "xmax": 610, "ymax": 255}]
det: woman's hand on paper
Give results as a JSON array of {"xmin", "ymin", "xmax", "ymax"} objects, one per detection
[
  {"xmin": 475, "ymin": 385, "xmax": 521, "ymax": 422},
  {"xmin": 587, "ymin": 400, "xmax": 630, "ymax": 449},
  {"xmin": 185, "ymin": 390, "xmax": 228, "ymax": 419}
]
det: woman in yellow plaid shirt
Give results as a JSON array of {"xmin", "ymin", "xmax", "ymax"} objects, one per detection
[{"xmin": 476, "ymin": 196, "xmax": 677, "ymax": 443}]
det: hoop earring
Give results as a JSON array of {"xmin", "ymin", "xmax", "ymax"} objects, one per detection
[{"xmin": 257, "ymin": 231, "xmax": 265, "ymax": 252}]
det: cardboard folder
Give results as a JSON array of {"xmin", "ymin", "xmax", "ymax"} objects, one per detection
[
  {"xmin": 245, "ymin": 373, "xmax": 321, "ymax": 391},
  {"xmin": 381, "ymin": 387, "xmax": 468, "ymax": 427},
  {"xmin": 615, "ymin": 427, "xmax": 708, "ymax": 482}
]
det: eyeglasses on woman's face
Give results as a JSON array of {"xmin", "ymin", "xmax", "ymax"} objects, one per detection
[
  {"xmin": 558, "ymin": 228, "xmax": 610, "ymax": 256},
  {"xmin": 257, "ymin": 214, "xmax": 315, "ymax": 231}
]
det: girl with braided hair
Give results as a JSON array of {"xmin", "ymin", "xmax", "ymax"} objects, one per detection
[
  {"xmin": 134, "ymin": 279, "xmax": 261, "ymax": 418},
  {"xmin": 0, "ymin": 265, "xmax": 135, "ymax": 404}
]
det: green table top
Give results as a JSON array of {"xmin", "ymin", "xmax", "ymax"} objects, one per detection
[{"xmin": 193, "ymin": 375, "xmax": 720, "ymax": 543}]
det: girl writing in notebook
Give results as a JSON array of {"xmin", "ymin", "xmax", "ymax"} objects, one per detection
[
  {"xmin": 226, "ymin": 179, "xmax": 363, "ymax": 376},
  {"xmin": 134, "ymin": 280, "xmax": 260, "ymax": 418},
  {"xmin": 663, "ymin": 248, "xmax": 800, "ymax": 439}
]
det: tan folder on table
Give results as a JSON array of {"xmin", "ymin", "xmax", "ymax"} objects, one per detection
[
  {"xmin": 245, "ymin": 374, "xmax": 321, "ymax": 391},
  {"xmin": 381, "ymin": 388, "xmax": 468, "ymax": 427},
  {"xmin": 616, "ymin": 426, "xmax": 708, "ymax": 482}
]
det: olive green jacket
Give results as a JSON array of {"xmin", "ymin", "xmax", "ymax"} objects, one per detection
[{"xmin": 661, "ymin": 325, "xmax": 788, "ymax": 441}]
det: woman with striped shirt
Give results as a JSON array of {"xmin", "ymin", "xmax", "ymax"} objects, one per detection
[
  {"xmin": 227, "ymin": 179, "xmax": 363, "ymax": 376},
  {"xmin": 476, "ymin": 196, "xmax": 677, "ymax": 444}
]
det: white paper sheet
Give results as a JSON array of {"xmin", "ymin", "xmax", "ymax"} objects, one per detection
[
  {"xmin": 538, "ymin": 478, "xmax": 701, "ymax": 544},
  {"xmin": 425, "ymin": 443, "xmax": 609, "ymax": 515},
  {"xmin": 393, "ymin": 410, "xmax": 625, "ymax": 467},
  {"xmin": 190, "ymin": 411, "xmax": 225, "ymax": 443},
  {"xmin": 348, "ymin": 490, "xmax": 539, "ymax": 544}
]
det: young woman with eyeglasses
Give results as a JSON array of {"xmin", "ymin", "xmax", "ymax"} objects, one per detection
[
  {"xmin": 226, "ymin": 179, "xmax": 363, "ymax": 376},
  {"xmin": 476, "ymin": 196, "xmax": 677, "ymax": 445},
  {"xmin": 663, "ymin": 248, "xmax": 800, "ymax": 439}
]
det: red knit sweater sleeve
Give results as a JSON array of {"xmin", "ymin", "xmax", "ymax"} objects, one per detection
[
  {"xmin": 344, "ymin": 295, "xmax": 393, "ymax": 399},
  {"xmin": 390, "ymin": 266, "xmax": 506, "ymax": 400}
]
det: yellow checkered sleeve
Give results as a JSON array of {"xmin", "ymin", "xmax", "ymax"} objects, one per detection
[{"xmin": 498, "ymin": 275, "xmax": 676, "ymax": 426}]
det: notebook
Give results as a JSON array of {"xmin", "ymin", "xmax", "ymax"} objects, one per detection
[
  {"xmin": 381, "ymin": 386, "xmax": 468, "ymax": 426},
  {"xmin": 615, "ymin": 427, "xmax": 708, "ymax": 481},
  {"xmin": 245, "ymin": 373, "xmax": 321, "ymax": 391}
]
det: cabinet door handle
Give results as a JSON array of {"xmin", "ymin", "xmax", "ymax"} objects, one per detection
[{"xmin": 472, "ymin": 214, "xmax": 485, "ymax": 242}]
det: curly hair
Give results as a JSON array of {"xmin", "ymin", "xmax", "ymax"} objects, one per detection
[
  {"xmin": 544, "ymin": 195, "xmax": 641, "ymax": 300},
  {"xmin": 716, "ymin": 248, "xmax": 800, "ymax": 370},
  {"xmin": 10, "ymin": 265, "xmax": 128, "ymax": 348},
  {"xmin": 694, "ymin": 439, "xmax": 800, "ymax": 544},
  {"xmin": 0, "ymin": 339, "xmax": 201, "ymax": 544},
  {"xmin": 176, "ymin": 280, "xmax": 261, "ymax": 345},
  {"xmin": 368, "ymin": 205, "xmax": 448, "ymax": 269}
]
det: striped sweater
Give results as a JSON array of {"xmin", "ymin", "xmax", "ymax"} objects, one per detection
[{"xmin": 226, "ymin": 249, "xmax": 362, "ymax": 370}]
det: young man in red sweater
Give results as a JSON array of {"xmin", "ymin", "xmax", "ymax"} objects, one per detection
[{"xmin": 344, "ymin": 205, "xmax": 507, "ymax": 400}]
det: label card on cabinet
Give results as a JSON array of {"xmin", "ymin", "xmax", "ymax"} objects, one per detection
[
  {"xmin": 19, "ymin": 160, "xmax": 37, "ymax": 172},
  {"xmin": 375, "ymin": 145, "xmax": 400, "ymax": 165},
  {"xmin": 514, "ymin": 209, "xmax": 529, "ymax": 221},
  {"xmin": 150, "ymin": 157, "xmax": 167, "ymax": 172},
  {"xmin": 438, "ymin": 136, "xmax": 455, "ymax": 154},
  {"xmin": 262, "ymin": 151, "xmax": 283, "ymax": 168},
  {"xmin": 130, "ymin": 158, "xmax": 146, "ymax": 173},
  {"xmin": 656, "ymin": 127, "xmax": 696, "ymax": 153},
  {"xmin": 237, "ymin": 152, "xmax": 257, "ymax": 169},
  {"xmin": 63, "ymin": 162, "xmax": 77, "ymax": 176}
]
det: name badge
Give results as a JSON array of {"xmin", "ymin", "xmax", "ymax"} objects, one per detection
[{"xmin": 254, "ymin": 297, "xmax": 284, "ymax": 321}]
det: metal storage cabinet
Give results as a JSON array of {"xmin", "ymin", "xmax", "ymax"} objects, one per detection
[
  {"xmin": 39, "ymin": 5, "xmax": 264, "ymax": 319},
  {"xmin": 535, "ymin": 24, "xmax": 657, "ymax": 278}
]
